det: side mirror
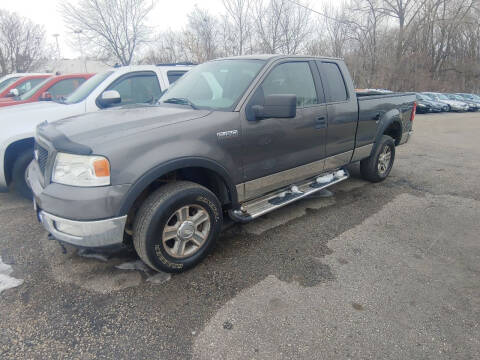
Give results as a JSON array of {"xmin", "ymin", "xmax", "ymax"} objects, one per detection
[
  {"xmin": 39, "ymin": 92, "xmax": 52, "ymax": 101},
  {"xmin": 7, "ymin": 88, "xmax": 19, "ymax": 97},
  {"xmin": 99, "ymin": 90, "xmax": 121, "ymax": 107},
  {"xmin": 252, "ymin": 94, "xmax": 297, "ymax": 120}
]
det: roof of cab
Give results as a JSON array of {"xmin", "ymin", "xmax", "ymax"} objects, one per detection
[{"xmin": 214, "ymin": 54, "xmax": 343, "ymax": 62}]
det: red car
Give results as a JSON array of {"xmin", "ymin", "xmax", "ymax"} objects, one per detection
[
  {"xmin": 0, "ymin": 74, "xmax": 52, "ymax": 98},
  {"xmin": 0, "ymin": 74, "xmax": 94, "ymax": 108}
]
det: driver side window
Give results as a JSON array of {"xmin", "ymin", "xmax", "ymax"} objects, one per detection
[
  {"xmin": 107, "ymin": 72, "xmax": 162, "ymax": 106},
  {"xmin": 261, "ymin": 62, "xmax": 319, "ymax": 108}
]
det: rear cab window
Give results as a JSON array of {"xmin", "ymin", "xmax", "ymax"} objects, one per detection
[
  {"xmin": 167, "ymin": 71, "xmax": 187, "ymax": 85},
  {"xmin": 317, "ymin": 61, "xmax": 348, "ymax": 103}
]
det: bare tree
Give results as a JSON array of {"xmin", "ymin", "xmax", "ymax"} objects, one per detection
[
  {"xmin": 222, "ymin": 0, "xmax": 252, "ymax": 55},
  {"xmin": 253, "ymin": 0, "xmax": 312, "ymax": 54},
  {"xmin": 139, "ymin": 0, "xmax": 480, "ymax": 92},
  {"xmin": 0, "ymin": 10, "xmax": 49, "ymax": 75},
  {"xmin": 183, "ymin": 6, "xmax": 219, "ymax": 63},
  {"xmin": 60, "ymin": 0, "xmax": 156, "ymax": 66},
  {"xmin": 140, "ymin": 30, "xmax": 189, "ymax": 64}
]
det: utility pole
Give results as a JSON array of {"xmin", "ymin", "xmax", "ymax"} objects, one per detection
[
  {"xmin": 52, "ymin": 34, "xmax": 61, "ymax": 59},
  {"xmin": 74, "ymin": 29, "xmax": 87, "ymax": 72}
]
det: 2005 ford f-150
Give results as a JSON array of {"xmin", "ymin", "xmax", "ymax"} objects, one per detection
[{"xmin": 27, "ymin": 55, "xmax": 415, "ymax": 273}]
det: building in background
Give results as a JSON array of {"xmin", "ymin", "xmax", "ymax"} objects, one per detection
[{"xmin": 45, "ymin": 59, "xmax": 111, "ymax": 74}]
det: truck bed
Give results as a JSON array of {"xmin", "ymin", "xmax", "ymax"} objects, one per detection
[{"xmin": 355, "ymin": 92, "xmax": 416, "ymax": 148}]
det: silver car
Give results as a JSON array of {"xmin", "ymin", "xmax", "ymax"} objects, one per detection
[{"xmin": 423, "ymin": 92, "xmax": 469, "ymax": 112}]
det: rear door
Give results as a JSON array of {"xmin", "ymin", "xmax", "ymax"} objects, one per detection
[
  {"xmin": 241, "ymin": 60, "xmax": 327, "ymax": 199},
  {"xmin": 316, "ymin": 61, "xmax": 357, "ymax": 170}
]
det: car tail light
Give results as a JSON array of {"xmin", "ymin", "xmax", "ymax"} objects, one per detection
[{"xmin": 410, "ymin": 102, "xmax": 416, "ymax": 122}]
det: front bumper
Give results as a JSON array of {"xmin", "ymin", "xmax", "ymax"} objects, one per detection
[
  {"xmin": 38, "ymin": 210, "xmax": 127, "ymax": 248},
  {"xmin": 27, "ymin": 160, "xmax": 130, "ymax": 248}
]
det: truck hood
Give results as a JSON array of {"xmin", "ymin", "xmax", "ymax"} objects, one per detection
[
  {"xmin": 0, "ymin": 100, "xmax": 61, "ymax": 114},
  {"xmin": 41, "ymin": 104, "xmax": 211, "ymax": 149}
]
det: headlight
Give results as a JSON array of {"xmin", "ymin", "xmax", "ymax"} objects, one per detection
[{"xmin": 52, "ymin": 153, "xmax": 110, "ymax": 187}]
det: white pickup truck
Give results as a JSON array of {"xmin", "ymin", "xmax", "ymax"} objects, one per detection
[{"xmin": 0, "ymin": 64, "xmax": 193, "ymax": 197}]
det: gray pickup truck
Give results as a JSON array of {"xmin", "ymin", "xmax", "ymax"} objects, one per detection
[{"xmin": 27, "ymin": 55, "xmax": 415, "ymax": 273}]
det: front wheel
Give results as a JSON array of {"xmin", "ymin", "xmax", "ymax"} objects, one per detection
[
  {"xmin": 133, "ymin": 181, "xmax": 223, "ymax": 273},
  {"xmin": 360, "ymin": 135, "xmax": 395, "ymax": 183}
]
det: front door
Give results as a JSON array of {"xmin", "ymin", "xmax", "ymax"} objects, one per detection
[{"xmin": 241, "ymin": 60, "xmax": 328, "ymax": 200}]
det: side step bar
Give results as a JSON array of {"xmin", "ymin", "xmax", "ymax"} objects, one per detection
[{"xmin": 230, "ymin": 169, "xmax": 349, "ymax": 223}]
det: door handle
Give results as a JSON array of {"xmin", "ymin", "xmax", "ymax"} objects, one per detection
[{"xmin": 315, "ymin": 116, "xmax": 327, "ymax": 129}]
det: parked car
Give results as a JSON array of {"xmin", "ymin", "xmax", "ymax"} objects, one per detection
[
  {"xmin": 0, "ymin": 64, "xmax": 193, "ymax": 197},
  {"xmin": 445, "ymin": 93, "xmax": 478, "ymax": 111},
  {"xmin": 0, "ymin": 74, "xmax": 52, "ymax": 98},
  {"xmin": 0, "ymin": 73, "xmax": 50, "ymax": 95},
  {"xmin": 0, "ymin": 74, "xmax": 93, "ymax": 108},
  {"xmin": 456, "ymin": 93, "xmax": 480, "ymax": 104},
  {"xmin": 27, "ymin": 55, "xmax": 415, "ymax": 273},
  {"xmin": 417, "ymin": 93, "xmax": 448, "ymax": 112},
  {"xmin": 422, "ymin": 92, "xmax": 469, "ymax": 112},
  {"xmin": 415, "ymin": 93, "xmax": 439, "ymax": 113}
]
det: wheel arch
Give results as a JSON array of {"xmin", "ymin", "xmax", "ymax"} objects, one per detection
[
  {"xmin": 372, "ymin": 117, "xmax": 403, "ymax": 155},
  {"xmin": 117, "ymin": 157, "xmax": 239, "ymax": 217},
  {"xmin": 4, "ymin": 137, "xmax": 34, "ymax": 186}
]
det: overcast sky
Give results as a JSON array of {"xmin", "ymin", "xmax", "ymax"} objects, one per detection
[
  {"xmin": 2, "ymin": 0, "xmax": 225, "ymax": 58},
  {"xmin": 2, "ymin": 0, "xmax": 326, "ymax": 58}
]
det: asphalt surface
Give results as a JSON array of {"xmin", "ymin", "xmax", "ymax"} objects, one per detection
[{"xmin": 1, "ymin": 112, "xmax": 479, "ymax": 359}]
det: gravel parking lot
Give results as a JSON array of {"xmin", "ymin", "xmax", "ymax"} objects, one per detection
[{"xmin": 1, "ymin": 112, "xmax": 479, "ymax": 359}]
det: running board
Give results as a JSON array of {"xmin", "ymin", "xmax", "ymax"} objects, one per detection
[{"xmin": 230, "ymin": 169, "xmax": 349, "ymax": 223}]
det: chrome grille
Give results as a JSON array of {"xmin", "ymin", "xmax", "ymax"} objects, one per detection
[{"xmin": 35, "ymin": 142, "xmax": 49, "ymax": 174}]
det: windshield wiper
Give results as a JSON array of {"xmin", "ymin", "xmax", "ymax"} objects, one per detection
[{"xmin": 163, "ymin": 97, "xmax": 198, "ymax": 110}]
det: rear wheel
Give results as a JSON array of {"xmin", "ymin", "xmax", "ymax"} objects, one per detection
[
  {"xmin": 360, "ymin": 135, "xmax": 395, "ymax": 183},
  {"xmin": 133, "ymin": 181, "xmax": 223, "ymax": 273},
  {"xmin": 9, "ymin": 149, "xmax": 33, "ymax": 199}
]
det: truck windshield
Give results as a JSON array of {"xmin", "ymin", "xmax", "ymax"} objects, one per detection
[
  {"xmin": 159, "ymin": 59, "xmax": 266, "ymax": 111},
  {"xmin": 63, "ymin": 71, "xmax": 114, "ymax": 104},
  {"xmin": 18, "ymin": 78, "xmax": 51, "ymax": 100}
]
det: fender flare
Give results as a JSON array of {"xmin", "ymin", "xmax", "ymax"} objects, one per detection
[
  {"xmin": 117, "ymin": 157, "xmax": 239, "ymax": 216},
  {"xmin": 371, "ymin": 116, "xmax": 403, "ymax": 154}
]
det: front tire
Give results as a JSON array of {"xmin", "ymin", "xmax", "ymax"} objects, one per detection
[
  {"xmin": 360, "ymin": 135, "xmax": 395, "ymax": 183},
  {"xmin": 133, "ymin": 181, "xmax": 223, "ymax": 273},
  {"xmin": 10, "ymin": 149, "xmax": 33, "ymax": 199}
]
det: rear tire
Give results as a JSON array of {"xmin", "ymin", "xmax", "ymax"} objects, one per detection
[
  {"xmin": 10, "ymin": 149, "xmax": 33, "ymax": 199},
  {"xmin": 133, "ymin": 181, "xmax": 223, "ymax": 273},
  {"xmin": 360, "ymin": 135, "xmax": 395, "ymax": 183}
]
